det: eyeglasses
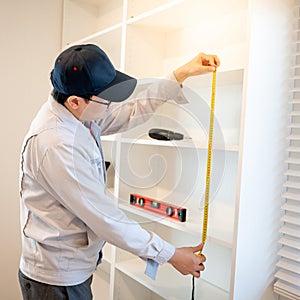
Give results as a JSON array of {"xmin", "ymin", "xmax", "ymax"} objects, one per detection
[{"xmin": 88, "ymin": 98, "xmax": 111, "ymax": 110}]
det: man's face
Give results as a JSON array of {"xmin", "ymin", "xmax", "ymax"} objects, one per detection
[{"xmin": 80, "ymin": 96, "xmax": 111, "ymax": 121}]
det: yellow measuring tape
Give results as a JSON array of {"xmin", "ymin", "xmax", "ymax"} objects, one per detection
[
  {"xmin": 202, "ymin": 69, "xmax": 217, "ymax": 246},
  {"xmin": 193, "ymin": 70, "xmax": 216, "ymax": 253},
  {"xmin": 192, "ymin": 70, "xmax": 217, "ymax": 299}
]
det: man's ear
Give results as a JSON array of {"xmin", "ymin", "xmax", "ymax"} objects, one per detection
[{"xmin": 66, "ymin": 95, "xmax": 80, "ymax": 110}]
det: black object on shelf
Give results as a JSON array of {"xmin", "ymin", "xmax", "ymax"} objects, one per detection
[{"xmin": 148, "ymin": 128, "xmax": 184, "ymax": 141}]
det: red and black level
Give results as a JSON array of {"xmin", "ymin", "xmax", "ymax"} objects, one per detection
[{"xmin": 129, "ymin": 193, "xmax": 187, "ymax": 222}]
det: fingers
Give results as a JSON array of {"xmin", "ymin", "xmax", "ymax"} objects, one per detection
[
  {"xmin": 192, "ymin": 263, "xmax": 205, "ymax": 278},
  {"xmin": 192, "ymin": 270, "xmax": 201, "ymax": 278},
  {"xmin": 191, "ymin": 244, "xmax": 206, "ymax": 277},
  {"xmin": 214, "ymin": 55, "xmax": 221, "ymax": 67},
  {"xmin": 202, "ymin": 65, "xmax": 216, "ymax": 72},
  {"xmin": 195, "ymin": 253, "xmax": 206, "ymax": 263},
  {"xmin": 191, "ymin": 243, "xmax": 204, "ymax": 253},
  {"xmin": 200, "ymin": 53, "xmax": 220, "ymax": 74},
  {"xmin": 173, "ymin": 52, "xmax": 220, "ymax": 82},
  {"xmin": 201, "ymin": 53, "xmax": 220, "ymax": 67},
  {"xmin": 168, "ymin": 244, "xmax": 206, "ymax": 278}
]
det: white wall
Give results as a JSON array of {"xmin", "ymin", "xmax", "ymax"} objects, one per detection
[{"xmin": 0, "ymin": 1, "xmax": 62, "ymax": 298}]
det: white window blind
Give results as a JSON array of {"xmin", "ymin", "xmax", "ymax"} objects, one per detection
[{"xmin": 274, "ymin": 2, "xmax": 300, "ymax": 299}]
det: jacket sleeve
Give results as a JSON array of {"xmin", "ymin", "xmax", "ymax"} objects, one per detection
[
  {"xmin": 97, "ymin": 74, "xmax": 188, "ymax": 135},
  {"xmin": 37, "ymin": 140, "xmax": 175, "ymax": 267}
]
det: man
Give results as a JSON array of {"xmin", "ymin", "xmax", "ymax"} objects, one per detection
[{"xmin": 18, "ymin": 44, "xmax": 220, "ymax": 299}]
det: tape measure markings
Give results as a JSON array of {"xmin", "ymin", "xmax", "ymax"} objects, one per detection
[
  {"xmin": 202, "ymin": 70, "xmax": 217, "ymax": 245},
  {"xmin": 192, "ymin": 70, "xmax": 217, "ymax": 300}
]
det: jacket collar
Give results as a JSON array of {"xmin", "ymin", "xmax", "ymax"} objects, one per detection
[{"xmin": 27, "ymin": 94, "xmax": 83, "ymax": 136}]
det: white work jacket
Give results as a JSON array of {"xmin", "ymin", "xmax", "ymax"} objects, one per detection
[{"xmin": 19, "ymin": 76, "xmax": 187, "ymax": 286}]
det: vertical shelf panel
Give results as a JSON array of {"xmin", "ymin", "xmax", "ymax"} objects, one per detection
[
  {"xmin": 102, "ymin": 139, "xmax": 117, "ymax": 196},
  {"xmin": 92, "ymin": 268, "xmax": 110, "ymax": 300}
]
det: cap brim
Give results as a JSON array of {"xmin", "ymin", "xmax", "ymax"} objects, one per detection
[{"xmin": 96, "ymin": 71, "xmax": 137, "ymax": 102}]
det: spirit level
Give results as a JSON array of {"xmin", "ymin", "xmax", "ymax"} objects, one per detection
[{"xmin": 129, "ymin": 193, "xmax": 187, "ymax": 222}]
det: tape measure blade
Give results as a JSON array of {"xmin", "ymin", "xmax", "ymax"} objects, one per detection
[{"xmin": 201, "ymin": 70, "xmax": 217, "ymax": 245}]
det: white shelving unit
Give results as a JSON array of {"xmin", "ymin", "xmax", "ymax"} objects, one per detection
[{"xmin": 62, "ymin": 0, "xmax": 294, "ymax": 299}]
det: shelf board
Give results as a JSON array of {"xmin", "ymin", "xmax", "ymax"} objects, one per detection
[
  {"xmin": 115, "ymin": 258, "xmax": 229, "ymax": 300},
  {"xmin": 66, "ymin": 22, "xmax": 122, "ymax": 47},
  {"xmin": 185, "ymin": 69, "xmax": 244, "ymax": 88},
  {"xmin": 102, "ymin": 134, "xmax": 118, "ymax": 142},
  {"xmin": 120, "ymin": 136, "xmax": 239, "ymax": 152},
  {"xmin": 119, "ymin": 202, "xmax": 233, "ymax": 248}
]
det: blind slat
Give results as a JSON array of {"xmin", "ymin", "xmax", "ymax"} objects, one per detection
[
  {"xmin": 285, "ymin": 158, "xmax": 300, "ymax": 165},
  {"xmin": 285, "ymin": 170, "xmax": 300, "ymax": 177},
  {"xmin": 281, "ymin": 203, "xmax": 300, "ymax": 213},
  {"xmin": 281, "ymin": 215, "xmax": 300, "ymax": 226},
  {"xmin": 282, "ymin": 192, "xmax": 300, "ymax": 201},
  {"xmin": 280, "ymin": 225, "xmax": 300, "ymax": 238},
  {"xmin": 289, "ymin": 113, "xmax": 300, "ymax": 117},
  {"xmin": 275, "ymin": 3, "xmax": 300, "ymax": 298},
  {"xmin": 288, "ymin": 124, "xmax": 300, "ymax": 129},
  {"xmin": 274, "ymin": 280, "xmax": 300, "ymax": 299},
  {"xmin": 284, "ymin": 181, "xmax": 300, "ymax": 189},
  {"xmin": 275, "ymin": 269, "xmax": 300, "ymax": 286},
  {"xmin": 279, "ymin": 236, "xmax": 300, "ymax": 250},
  {"xmin": 287, "ymin": 147, "xmax": 300, "ymax": 153},
  {"xmin": 287, "ymin": 134, "xmax": 300, "ymax": 139},
  {"xmin": 278, "ymin": 246, "xmax": 300, "ymax": 262},
  {"xmin": 276, "ymin": 258, "xmax": 300, "ymax": 274}
]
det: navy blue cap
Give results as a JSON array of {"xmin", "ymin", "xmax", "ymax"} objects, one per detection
[{"xmin": 50, "ymin": 44, "xmax": 137, "ymax": 102}]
